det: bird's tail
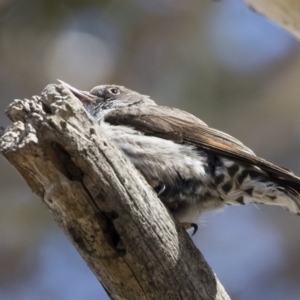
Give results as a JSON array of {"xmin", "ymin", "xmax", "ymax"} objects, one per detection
[{"xmin": 216, "ymin": 158, "xmax": 300, "ymax": 215}]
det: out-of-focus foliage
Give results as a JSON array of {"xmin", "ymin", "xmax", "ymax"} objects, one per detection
[{"xmin": 1, "ymin": 0, "xmax": 300, "ymax": 299}]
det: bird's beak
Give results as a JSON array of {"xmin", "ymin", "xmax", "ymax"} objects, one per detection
[{"xmin": 57, "ymin": 79, "xmax": 96, "ymax": 103}]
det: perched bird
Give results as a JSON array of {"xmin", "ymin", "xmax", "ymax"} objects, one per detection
[{"xmin": 58, "ymin": 80, "xmax": 300, "ymax": 231}]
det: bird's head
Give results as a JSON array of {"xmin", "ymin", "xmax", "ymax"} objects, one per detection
[{"xmin": 57, "ymin": 80, "xmax": 155, "ymax": 122}]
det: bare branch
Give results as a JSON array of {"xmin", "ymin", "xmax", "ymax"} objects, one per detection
[
  {"xmin": 0, "ymin": 84, "xmax": 230, "ymax": 300},
  {"xmin": 243, "ymin": 0, "xmax": 300, "ymax": 39}
]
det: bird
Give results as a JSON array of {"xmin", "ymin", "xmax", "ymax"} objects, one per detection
[{"xmin": 57, "ymin": 80, "xmax": 300, "ymax": 233}]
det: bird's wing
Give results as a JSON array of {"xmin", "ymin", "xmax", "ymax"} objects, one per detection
[{"xmin": 105, "ymin": 105, "xmax": 300, "ymax": 191}]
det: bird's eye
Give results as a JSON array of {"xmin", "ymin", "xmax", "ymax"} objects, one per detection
[{"xmin": 108, "ymin": 88, "xmax": 120, "ymax": 95}]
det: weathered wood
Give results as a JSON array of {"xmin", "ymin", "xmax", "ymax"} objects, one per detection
[
  {"xmin": 0, "ymin": 84, "xmax": 230, "ymax": 300},
  {"xmin": 243, "ymin": 0, "xmax": 300, "ymax": 39}
]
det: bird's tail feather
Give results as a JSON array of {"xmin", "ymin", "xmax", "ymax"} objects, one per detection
[{"xmin": 217, "ymin": 158, "xmax": 300, "ymax": 215}]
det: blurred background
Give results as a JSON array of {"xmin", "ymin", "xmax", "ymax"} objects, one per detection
[{"xmin": 1, "ymin": 0, "xmax": 300, "ymax": 299}]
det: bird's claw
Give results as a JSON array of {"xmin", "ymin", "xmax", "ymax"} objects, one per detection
[
  {"xmin": 156, "ymin": 182, "xmax": 166, "ymax": 196},
  {"xmin": 190, "ymin": 223, "xmax": 198, "ymax": 236},
  {"xmin": 182, "ymin": 222, "xmax": 198, "ymax": 236}
]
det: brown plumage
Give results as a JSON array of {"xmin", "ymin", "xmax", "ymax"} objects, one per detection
[{"xmin": 105, "ymin": 105, "xmax": 300, "ymax": 196}]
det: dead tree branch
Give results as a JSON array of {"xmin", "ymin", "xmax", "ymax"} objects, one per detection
[
  {"xmin": 0, "ymin": 84, "xmax": 230, "ymax": 300},
  {"xmin": 243, "ymin": 0, "xmax": 300, "ymax": 39}
]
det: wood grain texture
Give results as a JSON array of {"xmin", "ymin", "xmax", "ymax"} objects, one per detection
[{"xmin": 0, "ymin": 84, "xmax": 230, "ymax": 300}]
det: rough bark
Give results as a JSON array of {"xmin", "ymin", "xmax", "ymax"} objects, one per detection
[
  {"xmin": 243, "ymin": 0, "xmax": 300, "ymax": 39},
  {"xmin": 0, "ymin": 84, "xmax": 230, "ymax": 300}
]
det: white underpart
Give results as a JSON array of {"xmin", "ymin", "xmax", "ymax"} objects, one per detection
[{"xmin": 102, "ymin": 122, "xmax": 209, "ymax": 187}]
